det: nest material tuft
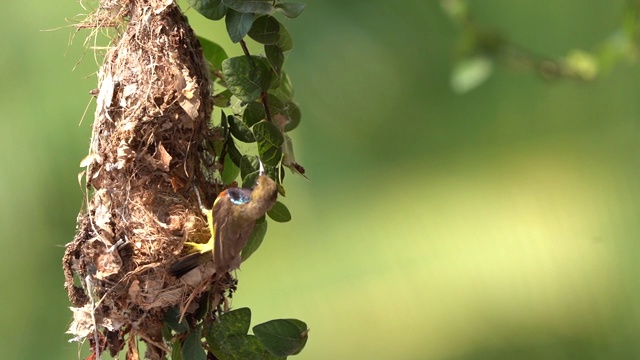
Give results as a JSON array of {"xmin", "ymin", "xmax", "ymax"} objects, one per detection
[{"xmin": 63, "ymin": 0, "xmax": 225, "ymax": 357}]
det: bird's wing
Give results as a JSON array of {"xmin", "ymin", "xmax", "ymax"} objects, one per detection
[{"xmin": 213, "ymin": 204, "xmax": 256, "ymax": 273}]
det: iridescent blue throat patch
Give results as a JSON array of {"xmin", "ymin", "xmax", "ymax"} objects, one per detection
[{"xmin": 227, "ymin": 188, "xmax": 251, "ymax": 205}]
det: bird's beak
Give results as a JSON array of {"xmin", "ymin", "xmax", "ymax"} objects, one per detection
[{"xmin": 258, "ymin": 158, "xmax": 266, "ymax": 177}]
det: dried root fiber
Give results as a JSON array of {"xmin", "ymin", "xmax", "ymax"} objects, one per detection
[{"xmin": 62, "ymin": 0, "xmax": 226, "ymax": 357}]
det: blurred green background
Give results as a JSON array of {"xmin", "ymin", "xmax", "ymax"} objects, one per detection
[{"xmin": 2, "ymin": 1, "xmax": 640, "ymax": 359}]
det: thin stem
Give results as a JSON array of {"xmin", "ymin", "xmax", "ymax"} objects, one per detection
[
  {"xmin": 239, "ymin": 39, "xmax": 251, "ymax": 57},
  {"xmin": 260, "ymin": 91, "xmax": 273, "ymax": 123}
]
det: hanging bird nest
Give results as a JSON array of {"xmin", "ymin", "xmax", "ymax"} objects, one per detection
[{"xmin": 62, "ymin": 0, "xmax": 228, "ymax": 357}]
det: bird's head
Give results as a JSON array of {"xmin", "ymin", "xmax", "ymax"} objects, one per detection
[{"xmin": 249, "ymin": 158, "xmax": 278, "ymax": 212}]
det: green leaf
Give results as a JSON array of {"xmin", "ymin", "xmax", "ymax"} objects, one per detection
[
  {"xmin": 265, "ymin": 44, "xmax": 284, "ymax": 76},
  {"xmin": 441, "ymin": 0, "xmax": 468, "ymax": 22},
  {"xmin": 240, "ymin": 155, "xmax": 259, "ymax": 180},
  {"xmin": 225, "ymin": 9, "xmax": 255, "ymax": 43},
  {"xmin": 207, "ymin": 308, "xmax": 258, "ymax": 360},
  {"xmin": 229, "ymin": 115, "xmax": 256, "ymax": 143},
  {"xmin": 276, "ymin": 24, "xmax": 293, "ymax": 52},
  {"xmin": 222, "ymin": 56, "xmax": 272, "ymax": 102},
  {"xmin": 265, "ymin": 94, "xmax": 285, "ymax": 119},
  {"xmin": 564, "ymin": 49, "xmax": 599, "ymax": 80},
  {"xmin": 164, "ymin": 306, "xmax": 190, "ymax": 334},
  {"xmin": 274, "ymin": 2, "xmax": 306, "ymax": 18},
  {"xmin": 222, "ymin": 0, "xmax": 274, "ymax": 15},
  {"xmin": 213, "ymin": 89, "xmax": 233, "ymax": 107},
  {"xmin": 450, "ymin": 56, "xmax": 494, "ymax": 94},
  {"xmin": 171, "ymin": 338, "xmax": 183, "ymax": 360},
  {"xmin": 248, "ymin": 15, "xmax": 281, "ymax": 45},
  {"xmin": 221, "ymin": 153, "xmax": 240, "ymax": 184},
  {"xmin": 252, "ymin": 121, "xmax": 284, "ymax": 167},
  {"xmin": 281, "ymin": 319, "xmax": 308, "ymax": 355},
  {"xmin": 241, "ymin": 217, "xmax": 267, "ymax": 261},
  {"xmin": 242, "ymin": 172, "xmax": 259, "ymax": 188},
  {"xmin": 221, "ymin": 109, "xmax": 229, "ymax": 127},
  {"xmin": 269, "ymin": 71, "xmax": 294, "ymax": 102},
  {"xmin": 267, "ymin": 201, "xmax": 291, "ymax": 223},
  {"xmin": 207, "ymin": 308, "xmax": 252, "ymax": 342},
  {"xmin": 283, "ymin": 102, "xmax": 301, "ymax": 132},
  {"xmin": 187, "ymin": 0, "xmax": 227, "ymax": 20},
  {"xmin": 595, "ymin": 33, "xmax": 628, "ymax": 73},
  {"xmin": 243, "ymin": 102, "xmax": 266, "ymax": 127},
  {"xmin": 229, "ymin": 335, "xmax": 283, "ymax": 360},
  {"xmin": 211, "ymin": 334, "xmax": 282, "ymax": 360},
  {"xmin": 194, "ymin": 294, "xmax": 211, "ymax": 321},
  {"xmin": 227, "ymin": 139, "xmax": 243, "ymax": 167},
  {"xmin": 183, "ymin": 329, "xmax": 207, "ymax": 360},
  {"xmin": 253, "ymin": 319, "xmax": 309, "ymax": 357},
  {"xmin": 198, "ymin": 36, "xmax": 228, "ymax": 71},
  {"xmin": 162, "ymin": 323, "xmax": 173, "ymax": 342}
]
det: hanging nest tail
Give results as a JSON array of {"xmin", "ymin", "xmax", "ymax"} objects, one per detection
[{"xmin": 63, "ymin": 0, "xmax": 227, "ymax": 357}]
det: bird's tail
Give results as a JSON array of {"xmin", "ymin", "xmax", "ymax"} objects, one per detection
[{"xmin": 169, "ymin": 250, "xmax": 212, "ymax": 277}]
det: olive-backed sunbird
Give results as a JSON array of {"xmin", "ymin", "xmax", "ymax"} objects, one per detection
[{"xmin": 169, "ymin": 166, "xmax": 278, "ymax": 277}]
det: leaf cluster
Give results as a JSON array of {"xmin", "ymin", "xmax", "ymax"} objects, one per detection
[
  {"xmin": 166, "ymin": 308, "xmax": 309, "ymax": 360},
  {"xmin": 166, "ymin": 0, "xmax": 308, "ymax": 358},
  {"xmin": 195, "ymin": 1, "xmax": 306, "ymax": 181},
  {"xmin": 194, "ymin": 0, "xmax": 304, "ymax": 259}
]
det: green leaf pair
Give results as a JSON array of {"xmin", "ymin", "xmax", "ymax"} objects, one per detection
[
  {"xmin": 188, "ymin": 0, "xmax": 305, "ymax": 43},
  {"xmin": 197, "ymin": 29, "xmax": 303, "ymax": 179},
  {"xmin": 206, "ymin": 308, "xmax": 309, "ymax": 359},
  {"xmin": 188, "ymin": 0, "xmax": 305, "ymax": 23}
]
